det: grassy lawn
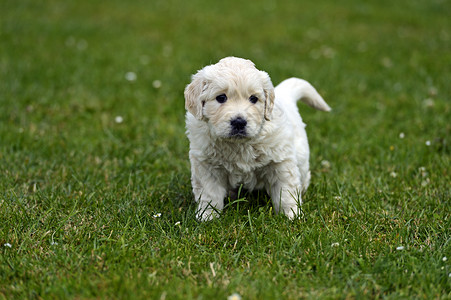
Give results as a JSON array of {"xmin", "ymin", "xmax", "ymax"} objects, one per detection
[{"xmin": 1, "ymin": 0, "xmax": 450, "ymax": 298}]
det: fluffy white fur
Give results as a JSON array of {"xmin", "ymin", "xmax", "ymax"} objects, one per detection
[{"xmin": 184, "ymin": 57, "xmax": 330, "ymax": 221}]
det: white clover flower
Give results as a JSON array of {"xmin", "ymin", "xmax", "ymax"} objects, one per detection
[
  {"xmin": 443, "ymin": 256, "xmax": 447, "ymax": 262},
  {"xmin": 321, "ymin": 160, "xmax": 331, "ymax": 169},
  {"xmin": 331, "ymin": 242, "xmax": 339, "ymax": 247},
  {"xmin": 390, "ymin": 171, "xmax": 398, "ymax": 178},
  {"xmin": 153, "ymin": 213, "xmax": 162, "ymax": 218},
  {"xmin": 421, "ymin": 179, "xmax": 430, "ymax": 187},
  {"xmin": 125, "ymin": 72, "xmax": 137, "ymax": 81},
  {"xmin": 115, "ymin": 116, "xmax": 124, "ymax": 124},
  {"xmin": 399, "ymin": 132, "xmax": 405, "ymax": 139},
  {"xmin": 425, "ymin": 140, "xmax": 431, "ymax": 146},
  {"xmin": 227, "ymin": 293, "xmax": 242, "ymax": 300},
  {"xmin": 152, "ymin": 80, "xmax": 162, "ymax": 89},
  {"xmin": 428, "ymin": 86, "xmax": 438, "ymax": 96},
  {"xmin": 396, "ymin": 246, "xmax": 405, "ymax": 251},
  {"xmin": 423, "ymin": 98, "xmax": 435, "ymax": 108}
]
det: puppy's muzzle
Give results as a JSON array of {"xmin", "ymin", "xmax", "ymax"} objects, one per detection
[{"xmin": 230, "ymin": 117, "xmax": 247, "ymax": 137}]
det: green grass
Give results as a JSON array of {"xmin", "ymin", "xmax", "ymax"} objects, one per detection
[{"xmin": 1, "ymin": 0, "xmax": 450, "ymax": 298}]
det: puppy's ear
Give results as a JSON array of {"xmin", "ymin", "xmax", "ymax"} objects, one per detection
[
  {"xmin": 264, "ymin": 88, "xmax": 275, "ymax": 121},
  {"xmin": 261, "ymin": 71, "xmax": 275, "ymax": 121},
  {"xmin": 184, "ymin": 74, "xmax": 207, "ymax": 120}
]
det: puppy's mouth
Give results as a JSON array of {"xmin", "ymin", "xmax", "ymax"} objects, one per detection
[{"xmin": 229, "ymin": 130, "xmax": 248, "ymax": 138}]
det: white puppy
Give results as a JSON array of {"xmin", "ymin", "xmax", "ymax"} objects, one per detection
[{"xmin": 184, "ymin": 57, "xmax": 330, "ymax": 221}]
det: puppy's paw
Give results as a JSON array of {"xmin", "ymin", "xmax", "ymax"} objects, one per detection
[
  {"xmin": 280, "ymin": 205, "xmax": 302, "ymax": 220},
  {"xmin": 284, "ymin": 210, "xmax": 295, "ymax": 220},
  {"xmin": 196, "ymin": 208, "xmax": 219, "ymax": 222}
]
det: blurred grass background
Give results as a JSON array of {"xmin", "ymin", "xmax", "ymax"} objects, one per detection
[{"xmin": 1, "ymin": 0, "xmax": 450, "ymax": 299}]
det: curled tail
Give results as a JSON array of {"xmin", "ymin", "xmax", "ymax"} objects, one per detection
[{"xmin": 274, "ymin": 77, "xmax": 331, "ymax": 111}]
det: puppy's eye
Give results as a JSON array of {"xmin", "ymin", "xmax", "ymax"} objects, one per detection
[
  {"xmin": 216, "ymin": 94, "xmax": 227, "ymax": 103},
  {"xmin": 249, "ymin": 95, "xmax": 259, "ymax": 104}
]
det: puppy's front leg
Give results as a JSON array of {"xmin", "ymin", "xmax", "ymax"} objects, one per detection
[
  {"xmin": 266, "ymin": 161, "xmax": 303, "ymax": 219},
  {"xmin": 190, "ymin": 157, "xmax": 227, "ymax": 221}
]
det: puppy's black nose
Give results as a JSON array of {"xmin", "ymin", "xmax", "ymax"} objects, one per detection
[
  {"xmin": 230, "ymin": 117, "xmax": 247, "ymax": 137},
  {"xmin": 230, "ymin": 117, "xmax": 247, "ymax": 130}
]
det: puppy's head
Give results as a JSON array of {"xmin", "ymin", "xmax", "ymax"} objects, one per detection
[{"xmin": 185, "ymin": 57, "xmax": 275, "ymax": 139}]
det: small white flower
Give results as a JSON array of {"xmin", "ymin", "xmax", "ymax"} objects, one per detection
[
  {"xmin": 321, "ymin": 160, "xmax": 331, "ymax": 169},
  {"xmin": 396, "ymin": 246, "xmax": 405, "ymax": 251},
  {"xmin": 425, "ymin": 140, "xmax": 431, "ymax": 146},
  {"xmin": 125, "ymin": 72, "xmax": 137, "ymax": 81},
  {"xmin": 333, "ymin": 196, "xmax": 341, "ymax": 200},
  {"xmin": 227, "ymin": 293, "xmax": 242, "ymax": 300},
  {"xmin": 152, "ymin": 80, "xmax": 162, "ymax": 89},
  {"xmin": 115, "ymin": 116, "xmax": 124, "ymax": 124},
  {"xmin": 331, "ymin": 242, "xmax": 339, "ymax": 247},
  {"xmin": 428, "ymin": 87, "xmax": 438, "ymax": 96},
  {"xmin": 4, "ymin": 243, "xmax": 12, "ymax": 248},
  {"xmin": 443, "ymin": 256, "xmax": 447, "ymax": 262},
  {"xmin": 51, "ymin": 241, "xmax": 58, "ymax": 246},
  {"xmin": 175, "ymin": 221, "xmax": 181, "ymax": 226},
  {"xmin": 390, "ymin": 171, "xmax": 398, "ymax": 178},
  {"xmin": 449, "ymin": 273, "xmax": 451, "ymax": 278},
  {"xmin": 399, "ymin": 132, "xmax": 405, "ymax": 139},
  {"xmin": 421, "ymin": 179, "xmax": 430, "ymax": 187},
  {"xmin": 423, "ymin": 98, "xmax": 435, "ymax": 108},
  {"xmin": 153, "ymin": 213, "xmax": 162, "ymax": 218}
]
